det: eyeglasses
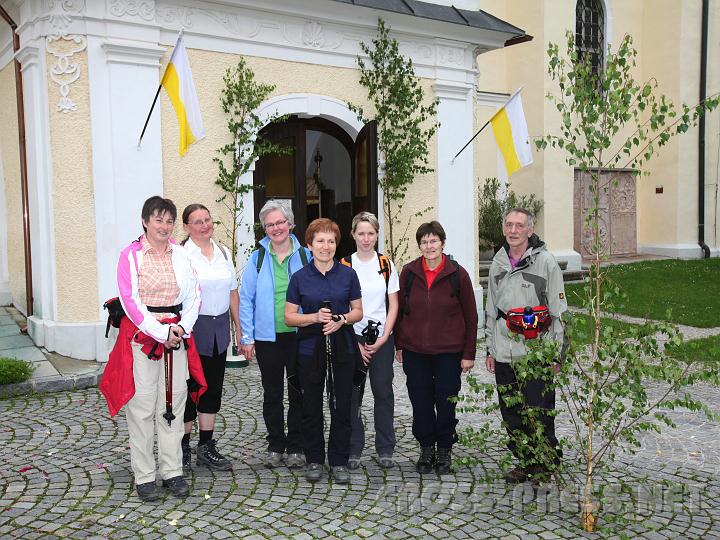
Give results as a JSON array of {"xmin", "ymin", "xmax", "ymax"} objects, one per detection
[
  {"xmin": 264, "ymin": 219, "xmax": 289, "ymax": 230},
  {"xmin": 420, "ymin": 238, "xmax": 441, "ymax": 247},
  {"xmin": 189, "ymin": 217, "xmax": 213, "ymax": 227}
]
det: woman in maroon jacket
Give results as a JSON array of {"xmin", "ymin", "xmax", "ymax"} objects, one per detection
[{"xmin": 395, "ymin": 221, "xmax": 478, "ymax": 474}]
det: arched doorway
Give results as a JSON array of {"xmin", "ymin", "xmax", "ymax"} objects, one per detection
[{"xmin": 254, "ymin": 115, "xmax": 377, "ymax": 258}]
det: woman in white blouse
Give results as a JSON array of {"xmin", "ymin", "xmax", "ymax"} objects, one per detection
[{"xmin": 180, "ymin": 203, "xmax": 241, "ymax": 473}]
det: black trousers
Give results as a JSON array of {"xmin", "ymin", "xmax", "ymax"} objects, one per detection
[
  {"xmin": 184, "ymin": 340, "xmax": 227, "ymax": 421},
  {"xmin": 402, "ymin": 350, "xmax": 462, "ymax": 449},
  {"xmin": 494, "ymin": 360, "xmax": 560, "ymax": 469},
  {"xmin": 296, "ymin": 331, "xmax": 356, "ymax": 467},
  {"xmin": 255, "ymin": 332, "xmax": 303, "ymax": 454}
]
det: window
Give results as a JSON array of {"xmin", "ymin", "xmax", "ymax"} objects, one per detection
[{"xmin": 576, "ymin": 0, "xmax": 605, "ymax": 79}]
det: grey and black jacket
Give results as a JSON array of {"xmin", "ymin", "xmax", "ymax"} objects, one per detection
[{"xmin": 485, "ymin": 234, "xmax": 567, "ymax": 364}]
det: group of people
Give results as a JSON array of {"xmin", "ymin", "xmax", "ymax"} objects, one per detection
[{"xmin": 101, "ymin": 195, "xmax": 566, "ymax": 501}]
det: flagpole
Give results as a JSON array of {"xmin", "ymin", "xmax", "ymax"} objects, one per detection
[
  {"xmin": 450, "ymin": 87, "xmax": 524, "ymax": 163},
  {"xmin": 137, "ymin": 28, "xmax": 184, "ymax": 150}
]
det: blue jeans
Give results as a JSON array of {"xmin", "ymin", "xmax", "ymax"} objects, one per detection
[{"xmin": 402, "ymin": 350, "xmax": 462, "ymax": 448}]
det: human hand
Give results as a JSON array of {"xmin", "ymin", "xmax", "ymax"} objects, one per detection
[
  {"xmin": 461, "ymin": 359, "xmax": 475, "ymax": 373},
  {"xmin": 363, "ymin": 335, "xmax": 385, "ymax": 356},
  {"xmin": 322, "ymin": 318, "xmax": 343, "ymax": 335},
  {"xmin": 395, "ymin": 349, "xmax": 403, "ymax": 364},
  {"xmin": 359, "ymin": 345, "xmax": 373, "ymax": 365},
  {"xmin": 551, "ymin": 363, "xmax": 560, "ymax": 374},
  {"xmin": 241, "ymin": 343, "xmax": 255, "ymax": 361},
  {"xmin": 316, "ymin": 308, "xmax": 333, "ymax": 324},
  {"xmin": 485, "ymin": 356, "xmax": 495, "ymax": 374}
]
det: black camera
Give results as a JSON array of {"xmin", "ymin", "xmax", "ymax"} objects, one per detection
[{"xmin": 361, "ymin": 320, "xmax": 381, "ymax": 346}]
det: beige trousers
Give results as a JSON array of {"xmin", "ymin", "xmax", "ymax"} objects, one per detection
[{"xmin": 125, "ymin": 341, "xmax": 188, "ymax": 485}]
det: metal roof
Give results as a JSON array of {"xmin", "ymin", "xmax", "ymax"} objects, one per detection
[{"xmin": 330, "ymin": 0, "xmax": 528, "ymax": 44}]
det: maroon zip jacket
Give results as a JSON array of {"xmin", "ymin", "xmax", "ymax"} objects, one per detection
[{"xmin": 395, "ymin": 256, "xmax": 478, "ymax": 359}]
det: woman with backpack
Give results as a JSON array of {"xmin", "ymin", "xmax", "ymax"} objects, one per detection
[
  {"xmin": 180, "ymin": 203, "xmax": 241, "ymax": 474},
  {"xmin": 341, "ymin": 212, "xmax": 400, "ymax": 470},
  {"xmin": 394, "ymin": 221, "xmax": 478, "ymax": 475},
  {"xmin": 239, "ymin": 200, "xmax": 311, "ymax": 469}
]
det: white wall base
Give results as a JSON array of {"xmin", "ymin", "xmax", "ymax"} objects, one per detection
[
  {"xmin": 637, "ymin": 243, "xmax": 720, "ymax": 259},
  {"xmin": 27, "ymin": 316, "xmax": 110, "ymax": 362},
  {"xmin": 0, "ymin": 280, "xmax": 10, "ymax": 306},
  {"xmin": 549, "ymin": 249, "xmax": 583, "ymax": 271},
  {"xmin": 474, "ymin": 284, "xmax": 485, "ymax": 329}
]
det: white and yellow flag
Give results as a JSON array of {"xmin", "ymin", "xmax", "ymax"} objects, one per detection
[
  {"xmin": 161, "ymin": 34, "xmax": 205, "ymax": 156},
  {"xmin": 490, "ymin": 89, "xmax": 533, "ymax": 177}
]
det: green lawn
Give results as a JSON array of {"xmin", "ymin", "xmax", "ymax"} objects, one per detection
[
  {"xmin": 665, "ymin": 334, "xmax": 720, "ymax": 364},
  {"xmin": 566, "ymin": 315, "xmax": 641, "ymax": 347},
  {"xmin": 564, "ymin": 259, "xmax": 720, "ymax": 328}
]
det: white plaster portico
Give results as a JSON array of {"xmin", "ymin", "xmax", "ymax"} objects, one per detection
[{"xmin": 0, "ymin": 0, "xmax": 515, "ymax": 360}]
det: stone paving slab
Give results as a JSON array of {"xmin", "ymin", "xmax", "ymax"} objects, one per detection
[
  {"xmin": 0, "ymin": 334, "xmax": 35, "ymax": 351},
  {"xmin": 0, "ymin": 363, "xmax": 718, "ymax": 539},
  {"xmin": 0, "ymin": 346, "xmax": 47, "ymax": 363},
  {"xmin": 0, "ymin": 324, "xmax": 20, "ymax": 338}
]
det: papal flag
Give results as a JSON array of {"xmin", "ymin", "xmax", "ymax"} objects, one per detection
[
  {"xmin": 161, "ymin": 34, "xmax": 205, "ymax": 156},
  {"xmin": 490, "ymin": 89, "xmax": 533, "ymax": 177}
]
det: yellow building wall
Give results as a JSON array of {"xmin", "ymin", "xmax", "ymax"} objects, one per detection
[
  {"xmin": 46, "ymin": 47, "xmax": 98, "ymax": 322},
  {"xmin": 0, "ymin": 61, "xmax": 26, "ymax": 311},
  {"xmin": 708, "ymin": 0, "xmax": 720, "ymax": 247},
  {"xmin": 160, "ymin": 49, "xmax": 437, "ymax": 265}
]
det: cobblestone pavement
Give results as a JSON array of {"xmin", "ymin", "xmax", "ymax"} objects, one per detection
[{"xmin": 1, "ymin": 362, "xmax": 719, "ymax": 539}]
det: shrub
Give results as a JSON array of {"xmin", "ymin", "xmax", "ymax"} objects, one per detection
[
  {"xmin": 0, "ymin": 357, "xmax": 34, "ymax": 385},
  {"xmin": 477, "ymin": 177, "xmax": 543, "ymax": 252}
]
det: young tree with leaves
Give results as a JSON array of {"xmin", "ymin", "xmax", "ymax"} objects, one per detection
[
  {"xmin": 349, "ymin": 19, "xmax": 438, "ymax": 264},
  {"xmin": 214, "ymin": 57, "xmax": 287, "ymax": 267},
  {"xmin": 460, "ymin": 32, "xmax": 720, "ymax": 534}
]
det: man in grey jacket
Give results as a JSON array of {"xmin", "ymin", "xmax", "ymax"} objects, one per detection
[{"xmin": 485, "ymin": 207, "xmax": 567, "ymax": 485}]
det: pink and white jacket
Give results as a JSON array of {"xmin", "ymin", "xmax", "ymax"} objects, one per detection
[{"xmin": 117, "ymin": 236, "xmax": 201, "ymax": 342}]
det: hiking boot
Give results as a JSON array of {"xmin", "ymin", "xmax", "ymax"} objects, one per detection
[
  {"xmin": 347, "ymin": 455, "xmax": 361, "ymax": 470},
  {"xmin": 197, "ymin": 439, "xmax": 233, "ymax": 471},
  {"xmin": 416, "ymin": 446, "xmax": 435, "ymax": 474},
  {"xmin": 182, "ymin": 443, "xmax": 192, "ymax": 476},
  {"xmin": 264, "ymin": 451, "xmax": 284, "ymax": 469},
  {"xmin": 435, "ymin": 447, "xmax": 452, "ymax": 474},
  {"xmin": 162, "ymin": 476, "xmax": 190, "ymax": 498},
  {"xmin": 136, "ymin": 481, "xmax": 160, "ymax": 502},
  {"xmin": 377, "ymin": 455, "xmax": 395, "ymax": 469},
  {"xmin": 331, "ymin": 466, "xmax": 350, "ymax": 484},
  {"xmin": 504, "ymin": 466, "xmax": 529, "ymax": 484},
  {"xmin": 286, "ymin": 453, "xmax": 306, "ymax": 469},
  {"xmin": 305, "ymin": 463, "xmax": 324, "ymax": 483}
]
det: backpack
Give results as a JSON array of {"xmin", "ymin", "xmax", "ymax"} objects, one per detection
[
  {"xmin": 340, "ymin": 253, "xmax": 392, "ymax": 312},
  {"xmin": 403, "ymin": 257, "xmax": 461, "ymax": 317},
  {"xmin": 255, "ymin": 244, "xmax": 308, "ymax": 273},
  {"xmin": 103, "ymin": 237, "xmax": 142, "ymax": 338}
]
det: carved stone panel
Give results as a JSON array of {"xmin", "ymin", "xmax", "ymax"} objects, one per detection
[{"xmin": 574, "ymin": 170, "xmax": 637, "ymax": 258}]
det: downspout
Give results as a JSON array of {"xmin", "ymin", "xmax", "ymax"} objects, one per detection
[
  {"xmin": 699, "ymin": 0, "xmax": 711, "ymax": 258},
  {"xmin": 0, "ymin": 5, "xmax": 33, "ymax": 315}
]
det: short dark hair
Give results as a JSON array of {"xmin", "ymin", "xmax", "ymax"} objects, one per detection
[
  {"xmin": 141, "ymin": 196, "xmax": 177, "ymax": 232},
  {"xmin": 415, "ymin": 220, "xmax": 446, "ymax": 246},
  {"xmin": 305, "ymin": 218, "xmax": 341, "ymax": 245}
]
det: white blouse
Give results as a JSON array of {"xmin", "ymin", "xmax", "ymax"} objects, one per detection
[{"xmin": 184, "ymin": 238, "xmax": 238, "ymax": 317}]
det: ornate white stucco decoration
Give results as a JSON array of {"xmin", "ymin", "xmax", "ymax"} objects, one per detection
[
  {"xmin": 196, "ymin": 8, "xmax": 264, "ymax": 38},
  {"xmin": 45, "ymin": 0, "xmax": 87, "ymax": 112},
  {"xmin": 156, "ymin": 5, "xmax": 194, "ymax": 28},
  {"xmin": 281, "ymin": 21, "xmax": 344, "ymax": 50},
  {"xmin": 109, "ymin": 0, "xmax": 155, "ymax": 21}
]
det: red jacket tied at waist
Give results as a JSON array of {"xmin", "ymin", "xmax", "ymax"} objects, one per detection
[{"xmin": 100, "ymin": 316, "xmax": 207, "ymax": 417}]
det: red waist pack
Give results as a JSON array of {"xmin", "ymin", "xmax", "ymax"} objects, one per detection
[{"xmin": 505, "ymin": 306, "xmax": 551, "ymax": 339}]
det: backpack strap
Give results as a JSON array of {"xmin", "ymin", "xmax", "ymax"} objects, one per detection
[
  {"xmin": 299, "ymin": 247, "xmax": 309, "ymax": 266},
  {"xmin": 255, "ymin": 245, "xmax": 266, "ymax": 273},
  {"xmin": 377, "ymin": 253, "xmax": 391, "ymax": 313},
  {"xmin": 402, "ymin": 271, "xmax": 415, "ymax": 317},
  {"xmin": 448, "ymin": 259, "xmax": 461, "ymax": 300}
]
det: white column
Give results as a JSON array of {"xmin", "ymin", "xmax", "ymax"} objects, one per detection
[
  {"xmin": 0, "ymin": 154, "xmax": 10, "ymax": 306},
  {"xmin": 434, "ymin": 81, "xmax": 476, "ymax": 281},
  {"xmin": 88, "ymin": 37, "xmax": 166, "ymax": 361},
  {"xmin": 17, "ymin": 42, "xmax": 58, "ymax": 338}
]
